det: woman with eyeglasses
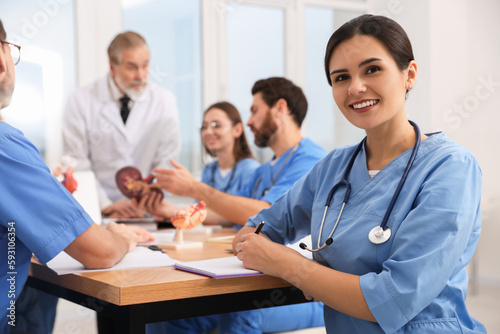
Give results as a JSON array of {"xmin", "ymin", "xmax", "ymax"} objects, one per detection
[{"xmin": 138, "ymin": 101, "xmax": 259, "ymax": 226}]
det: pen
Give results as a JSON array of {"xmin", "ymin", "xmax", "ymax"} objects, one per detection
[
  {"xmin": 254, "ymin": 221, "xmax": 265, "ymax": 234},
  {"xmin": 148, "ymin": 245, "xmax": 167, "ymax": 253}
]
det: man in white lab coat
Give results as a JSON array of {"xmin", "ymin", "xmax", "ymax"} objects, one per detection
[{"xmin": 63, "ymin": 31, "xmax": 181, "ymax": 218}]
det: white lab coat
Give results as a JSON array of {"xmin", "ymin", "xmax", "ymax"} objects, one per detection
[{"xmin": 62, "ymin": 75, "xmax": 181, "ymax": 209}]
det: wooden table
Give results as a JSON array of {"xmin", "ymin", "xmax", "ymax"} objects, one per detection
[{"xmin": 27, "ymin": 227, "xmax": 309, "ymax": 333}]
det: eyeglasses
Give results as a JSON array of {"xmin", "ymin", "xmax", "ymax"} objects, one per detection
[
  {"xmin": 0, "ymin": 41, "xmax": 21, "ymax": 65},
  {"xmin": 200, "ymin": 121, "xmax": 227, "ymax": 131}
]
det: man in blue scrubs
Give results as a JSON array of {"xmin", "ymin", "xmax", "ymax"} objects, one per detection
[
  {"xmin": 152, "ymin": 77, "xmax": 327, "ymax": 333},
  {"xmin": 0, "ymin": 20, "xmax": 153, "ymax": 334}
]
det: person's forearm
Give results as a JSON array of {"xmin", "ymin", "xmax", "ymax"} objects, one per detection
[
  {"xmin": 65, "ymin": 224, "xmax": 132, "ymax": 269},
  {"xmin": 81, "ymin": 229, "xmax": 130, "ymax": 269},
  {"xmin": 277, "ymin": 252, "xmax": 375, "ymax": 322},
  {"xmin": 233, "ymin": 225, "xmax": 375, "ymax": 321},
  {"xmin": 204, "ymin": 209, "xmax": 233, "ymax": 226},
  {"xmin": 84, "ymin": 237, "xmax": 127, "ymax": 269},
  {"xmin": 192, "ymin": 182, "xmax": 270, "ymax": 225}
]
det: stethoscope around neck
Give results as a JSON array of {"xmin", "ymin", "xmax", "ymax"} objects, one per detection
[
  {"xmin": 251, "ymin": 144, "xmax": 299, "ymax": 199},
  {"xmin": 209, "ymin": 161, "xmax": 237, "ymax": 193},
  {"xmin": 300, "ymin": 120, "xmax": 421, "ymax": 252}
]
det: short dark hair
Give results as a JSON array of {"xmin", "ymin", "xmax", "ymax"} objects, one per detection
[
  {"xmin": 251, "ymin": 77, "xmax": 308, "ymax": 127},
  {"xmin": 324, "ymin": 14, "xmax": 414, "ymax": 86},
  {"xmin": 203, "ymin": 101, "xmax": 254, "ymax": 162},
  {"xmin": 0, "ymin": 20, "xmax": 6, "ymax": 41}
]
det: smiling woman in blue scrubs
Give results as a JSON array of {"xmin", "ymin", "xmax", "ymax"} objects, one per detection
[{"xmin": 233, "ymin": 14, "xmax": 486, "ymax": 334}]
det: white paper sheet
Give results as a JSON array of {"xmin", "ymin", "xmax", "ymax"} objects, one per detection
[
  {"xmin": 46, "ymin": 247, "xmax": 175, "ymax": 275},
  {"xmin": 138, "ymin": 230, "xmax": 176, "ymax": 245}
]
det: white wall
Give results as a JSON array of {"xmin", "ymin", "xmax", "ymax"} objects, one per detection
[
  {"xmin": 371, "ymin": 0, "xmax": 500, "ymax": 286},
  {"xmin": 461, "ymin": 0, "xmax": 500, "ymax": 286},
  {"xmin": 75, "ymin": 0, "xmax": 122, "ymax": 87}
]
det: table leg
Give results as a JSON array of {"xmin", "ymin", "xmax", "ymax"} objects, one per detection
[{"xmin": 96, "ymin": 305, "xmax": 146, "ymax": 334}]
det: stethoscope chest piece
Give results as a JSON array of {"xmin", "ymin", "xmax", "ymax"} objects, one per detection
[{"xmin": 368, "ymin": 226, "xmax": 391, "ymax": 244}]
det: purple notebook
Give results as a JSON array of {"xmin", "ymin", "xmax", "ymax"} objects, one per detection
[{"xmin": 173, "ymin": 256, "xmax": 262, "ymax": 279}]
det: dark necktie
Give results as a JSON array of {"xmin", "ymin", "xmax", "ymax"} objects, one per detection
[{"xmin": 119, "ymin": 95, "xmax": 131, "ymax": 124}]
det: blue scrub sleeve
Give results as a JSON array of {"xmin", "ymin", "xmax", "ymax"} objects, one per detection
[
  {"xmin": 360, "ymin": 152, "xmax": 482, "ymax": 333},
  {"xmin": 0, "ymin": 129, "xmax": 93, "ymax": 263},
  {"xmin": 260, "ymin": 160, "xmax": 314, "ymax": 204},
  {"xmin": 247, "ymin": 159, "xmax": 322, "ymax": 244},
  {"xmin": 260, "ymin": 143, "xmax": 325, "ymax": 204}
]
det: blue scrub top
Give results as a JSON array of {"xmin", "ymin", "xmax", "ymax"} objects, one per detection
[
  {"xmin": 239, "ymin": 138, "xmax": 327, "ymax": 203},
  {"xmin": 201, "ymin": 158, "xmax": 259, "ymax": 196},
  {"xmin": 0, "ymin": 122, "xmax": 93, "ymax": 331},
  {"xmin": 247, "ymin": 132, "xmax": 485, "ymax": 333}
]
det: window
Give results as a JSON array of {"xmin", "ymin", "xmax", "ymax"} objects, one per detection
[
  {"xmin": 304, "ymin": 6, "xmax": 365, "ymax": 151},
  {"xmin": 0, "ymin": 0, "xmax": 77, "ymax": 162},
  {"xmin": 122, "ymin": 0, "xmax": 202, "ymax": 173},
  {"xmin": 226, "ymin": 3, "xmax": 285, "ymax": 161}
]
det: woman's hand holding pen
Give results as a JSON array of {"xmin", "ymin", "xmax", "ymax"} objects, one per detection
[
  {"xmin": 235, "ymin": 231, "xmax": 301, "ymax": 279},
  {"xmin": 234, "ymin": 222, "xmax": 317, "ymax": 292},
  {"xmin": 234, "ymin": 232, "xmax": 273, "ymax": 273},
  {"xmin": 154, "ymin": 159, "xmax": 198, "ymax": 197},
  {"xmin": 235, "ymin": 231, "xmax": 325, "ymax": 305}
]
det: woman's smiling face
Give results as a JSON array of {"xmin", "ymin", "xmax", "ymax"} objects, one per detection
[
  {"xmin": 201, "ymin": 108, "xmax": 239, "ymax": 154},
  {"xmin": 328, "ymin": 34, "xmax": 416, "ymax": 132}
]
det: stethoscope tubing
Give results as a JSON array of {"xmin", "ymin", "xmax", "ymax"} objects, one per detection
[
  {"xmin": 209, "ymin": 161, "xmax": 237, "ymax": 193},
  {"xmin": 379, "ymin": 120, "xmax": 420, "ymax": 230},
  {"xmin": 251, "ymin": 144, "xmax": 299, "ymax": 199},
  {"xmin": 304, "ymin": 120, "xmax": 421, "ymax": 252}
]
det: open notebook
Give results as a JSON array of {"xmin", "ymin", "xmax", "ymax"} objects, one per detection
[
  {"xmin": 173, "ymin": 256, "xmax": 262, "ymax": 279},
  {"xmin": 174, "ymin": 235, "xmax": 316, "ymax": 279}
]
